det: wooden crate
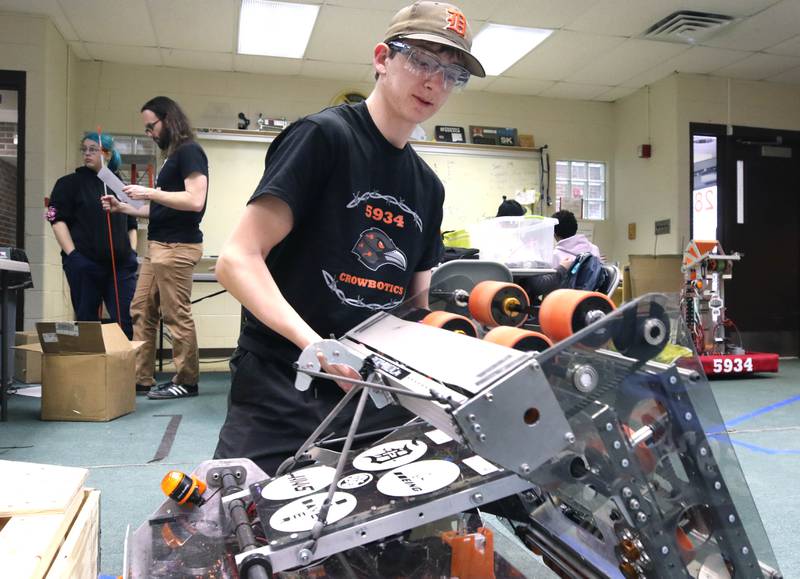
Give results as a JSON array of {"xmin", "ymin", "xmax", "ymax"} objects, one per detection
[{"xmin": 0, "ymin": 461, "xmax": 99, "ymax": 578}]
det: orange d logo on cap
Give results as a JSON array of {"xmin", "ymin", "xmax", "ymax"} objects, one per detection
[{"xmin": 445, "ymin": 8, "xmax": 467, "ymax": 38}]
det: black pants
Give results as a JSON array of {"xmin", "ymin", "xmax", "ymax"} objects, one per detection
[
  {"xmin": 214, "ymin": 348, "xmax": 413, "ymax": 476},
  {"xmin": 62, "ymin": 250, "xmax": 138, "ymax": 339}
]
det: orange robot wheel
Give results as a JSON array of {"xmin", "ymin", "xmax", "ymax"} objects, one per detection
[
  {"xmin": 421, "ymin": 310, "xmax": 479, "ymax": 338},
  {"xmin": 483, "ymin": 326, "xmax": 553, "ymax": 352},
  {"xmin": 468, "ymin": 280, "xmax": 530, "ymax": 328},
  {"xmin": 539, "ymin": 289, "xmax": 615, "ymax": 343}
]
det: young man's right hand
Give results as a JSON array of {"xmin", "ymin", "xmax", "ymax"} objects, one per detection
[{"xmin": 316, "ymin": 351, "xmax": 361, "ymax": 393}]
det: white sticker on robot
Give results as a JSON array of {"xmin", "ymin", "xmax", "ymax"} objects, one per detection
[
  {"xmin": 261, "ymin": 465, "xmax": 336, "ymax": 501},
  {"xmin": 268, "ymin": 491, "xmax": 357, "ymax": 533},
  {"xmin": 376, "ymin": 459, "xmax": 461, "ymax": 497},
  {"xmin": 424, "ymin": 429, "xmax": 453, "ymax": 444},
  {"xmin": 352, "ymin": 439, "xmax": 427, "ymax": 472},
  {"xmin": 337, "ymin": 472, "xmax": 374, "ymax": 490},
  {"xmin": 462, "ymin": 455, "xmax": 500, "ymax": 476}
]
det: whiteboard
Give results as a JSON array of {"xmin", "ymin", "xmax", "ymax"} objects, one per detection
[
  {"xmin": 414, "ymin": 146, "xmax": 540, "ymax": 231},
  {"xmin": 197, "ymin": 132, "xmax": 540, "ymax": 255}
]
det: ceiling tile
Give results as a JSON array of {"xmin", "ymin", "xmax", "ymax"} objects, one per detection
[
  {"xmin": 766, "ymin": 65, "xmax": 800, "ymax": 84},
  {"xmin": 565, "ymin": 38, "xmax": 688, "ymax": 85},
  {"xmin": 713, "ymin": 52, "xmax": 800, "ymax": 80},
  {"xmin": 504, "ymin": 31, "xmax": 626, "ymax": 81},
  {"xmin": 149, "ymin": 0, "xmax": 235, "ymax": 52},
  {"xmin": 301, "ymin": 60, "xmax": 372, "ymax": 81},
  {"xmin": 484, "ymin": 77, "xmax": 555, "ymax": 96},
  {"xmin": 485, "ymin": 0, "xmax": 598, "ymax": 29},
  {"xmin": 594, "ymin": 85, "xmax": 638, "ymax": 101},
  {"xmin": 234, "ymin": 54, "xmax": 303, "ymax": 76},
  {"xmin": 161, "ymin": 48, "xmax": 233, "ymax": 71},
  {"xmin": 702, "ymin": 0, "xmax": 800, "ymax": 51},
  {"xmin": 84, "ymin": 42, "xmax": 162, "ymax": 66},
  {"xmin": 305, "ymin": 5, "xmax": 390, "ymax": 64},
  {"xmin": 62, "ymin": 0, "xmax": 158, "ymax": 46},
  {"xmin": 539, "ymin": 82, "xmax": 612, "ymax": 100},
  {"xmin": 462, "ymin": 75, "xmax": 494, "ymax": 92},
  {"xmin": 620, "ymin": 46, "xmax": 750, "ymax": 87},
  {"xmin": 765, "ymin": 34, "xmax": 800, "ymax": 56},
  {"xmin": 566, "ymin": 0, "xmax": 688, "ymax": 36}
]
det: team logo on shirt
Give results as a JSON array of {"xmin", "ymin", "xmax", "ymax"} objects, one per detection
[{"xmin": 352, "ymin": 228, "xmax": 407, "ymax": 272}]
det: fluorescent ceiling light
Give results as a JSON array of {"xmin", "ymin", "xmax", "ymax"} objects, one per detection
[
  {"xmin": 238, "ymin": 0, "xmax": 320, "ymax": 59},
  {"xmin": 471, "ymin": 24, "xmax": 553, "ymax": 76}
]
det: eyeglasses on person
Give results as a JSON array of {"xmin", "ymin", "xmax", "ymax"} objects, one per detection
[
  {"xmin": 144, "ymin": 118, "xmax": 162, "ymax": 133},
  {"xmin": 80, "ymin": 146, "xmax": 101, "ymax": 154},
  {"xmin": 387, "ymin": 40, "xmax": 470, "ymax": 91}
]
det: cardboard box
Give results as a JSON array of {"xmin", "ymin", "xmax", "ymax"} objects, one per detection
[
  {"xmin": 14, "ymin": 330, "xmax": 42, "ymax": 383},
  {"xmin": 15, "ymin": 322, "xmax": 142, "ymax": 421},
  {"xmin": 627, "ymin": 254, "xmax": 684, "ymax": 298},
  {"xmin": 469, "ymin": 125, "xmax": 518, "ymax": 146}
]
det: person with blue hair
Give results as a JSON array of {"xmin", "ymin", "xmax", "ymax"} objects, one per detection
[{"xmin": 47, "ymin": 132, "xmax": 138, "ymax": 338}]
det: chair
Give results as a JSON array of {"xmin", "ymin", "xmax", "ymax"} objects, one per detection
[{"xmin": 597, "ymin": 263, "xmax": 621, "ymax": 296}]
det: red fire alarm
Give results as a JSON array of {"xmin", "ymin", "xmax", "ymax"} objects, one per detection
[{"xmin": 638, "ymin": 144, "xmax": 652, "ymax": 158}]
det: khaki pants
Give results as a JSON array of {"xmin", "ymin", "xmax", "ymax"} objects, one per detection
[{"xmin": 131, "ymin": 241, "xmax": 202, "ymax": 386}]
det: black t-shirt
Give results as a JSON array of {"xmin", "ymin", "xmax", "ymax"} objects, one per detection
[
  {"xmin": 148, "ymin": 141, "xmax": 208, "ymax": 243},
  {"xmin": 48, "ymin": 166, "xmax": 137, "ymax": 262},
  {"xmin": 239, "ymin": 102, "xmax": 445, "ymax": 360}
]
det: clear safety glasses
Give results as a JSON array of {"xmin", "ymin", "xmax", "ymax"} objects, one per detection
[{"xmin": 387, "ymin": 40, "xmax": 470, "ymax": 91}]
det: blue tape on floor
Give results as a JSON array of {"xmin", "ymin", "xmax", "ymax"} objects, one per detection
[
  {"xmin": 724, "ymin": 393, "xmax": 800, "ymax": 429},
  {"xmin": 729, "ymin": 438, "xmax": 800, "ymax": 456}
]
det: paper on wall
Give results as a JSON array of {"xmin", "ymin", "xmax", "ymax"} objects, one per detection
[{"xmin": 97, "ymin": 167, "xmax": 144, "ymax": 209}]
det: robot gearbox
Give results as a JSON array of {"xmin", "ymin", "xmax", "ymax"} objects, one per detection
[{"xmin": 127, "ymin": 270, "xmax": 782, "ymax": 579}]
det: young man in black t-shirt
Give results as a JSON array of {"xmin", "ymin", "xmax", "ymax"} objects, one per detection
[
  {"xmin": 212, "ymin": 2, "xmax": 485, "ymax": 474},
  {"xmin": 102, "ymin": 96, "xmax": 209, "ymax": 400}
]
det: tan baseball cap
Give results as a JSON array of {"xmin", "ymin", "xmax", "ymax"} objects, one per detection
[{"xmin": 384, "ymin": 1, "xmax": 486, "ymax": 78}]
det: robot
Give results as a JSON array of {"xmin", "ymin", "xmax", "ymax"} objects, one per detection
[
  {"xmin": 681, "ymin": 240, "xmax": 778, "ymax": 376},
  {"xmin": 126, "ymin": 270, "xmax": 782, "ymax": 578}
]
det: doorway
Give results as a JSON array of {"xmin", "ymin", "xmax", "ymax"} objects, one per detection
[
  {"xmin": 691, "ymin": 123, "xmax": 800, "ymax": 356},
  {"xmin": 0, "ymin": 70, "xmax": 26, "ymax": 331}
]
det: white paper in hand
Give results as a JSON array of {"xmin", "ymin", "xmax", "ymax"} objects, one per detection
[{"xmin": 97, "ymin": 167, "xmax": 144, "ymax": 209}]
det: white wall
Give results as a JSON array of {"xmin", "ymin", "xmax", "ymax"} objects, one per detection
[
  {"xmin": 612, "ymin": 73, "xmax": 800, "ymax": 266},
  {"xmin": 0, "ymin": 12, "xmax": 72, "ymax": 328}
]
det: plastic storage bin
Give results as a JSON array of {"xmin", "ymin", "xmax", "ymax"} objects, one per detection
[{"xmin": 468, "ymin": 216, "xmax": 557, "ymax": 267}]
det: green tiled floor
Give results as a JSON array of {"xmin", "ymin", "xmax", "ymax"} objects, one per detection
[{"xmin": 2, "ymin": 361, "xmax": 799, "ymax": 577}]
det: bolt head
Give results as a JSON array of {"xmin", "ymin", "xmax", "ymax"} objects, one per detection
[
  {"xmin": 669, "ymin": 376, "xmax": 677, "ymax": 384},
  {"xmin": 637, "ymin": 512, "xmax": 647, "ymax": 523},
  {"xmin": 606, "ymin": 422, "xmax": 613, "ymax": 431},
  {"xmin": 472, "ymin": 492, "xmax": 484, "ymax": 504},
  {"xmin": 741, "ymin": 546, "xmax": 749, "ymax": 555},
  {"xmin": 629, "ymin": 499, "xmax": 640, "ymax": 510},
  {"xmin": 700, "ymin": 447, "xmax": 708, "ymax": 456},
  {"xmin": 621, "ymin": 458, "xmax": 630, "ymax": 468},
  {"xmin": 298, "ymin": 548, "xmax": 312, "ymax": 563},
  {"xmin": 714, "ymin": 481, "xmax": 722, "ymax": 490},
  {"xmin": 684, "ymin": 412, "xmax": 693, "ymax": 421},
  {"xmin": 478, "ymin": 433, "xmax": 487, "ymax": 442},
  {"xmin": 565, "ymin": 432, "xmax": 576, "ymax": 444},
  {"xmin": 622, "ymin": 487, "xmax": 633, "ymax": 498},
  {"xmin": 661, "ymin": 546, "xmax": 669, "ymax": 555},
  {"xmin": 468, "ymin": 413, "xmax": 477, "ymax": 422},
  {"xmin": 613, "ymin": 440, "xmax": 622, "ymax": 449},
  {"xmin": 472, "ymin": 423, "xmax": 481, "ymax": 433},
  {"xmin": 485, "ymin": 393, "xmax": 494, "ymax": 402},
  {"xmin": 520, "ymin": 463, "xmax": 531, "ymax": 474},
  {"xmin": 728, "ymin": 514, "xmax": 736, "ymax": 523}
]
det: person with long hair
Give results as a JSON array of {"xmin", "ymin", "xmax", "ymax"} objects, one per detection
[
  {"xmin": 48, "ymin": 132, "xmax": 138, "ymax": 338},
  {"xmin": 102, "ymin": 96, "xmax": 209, "ymax": 400}
]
